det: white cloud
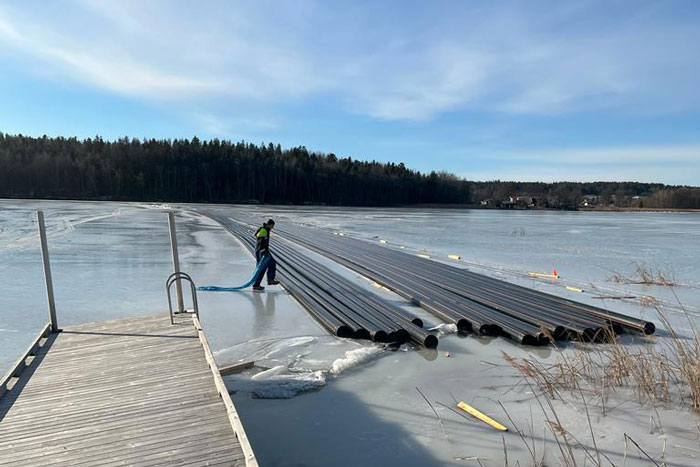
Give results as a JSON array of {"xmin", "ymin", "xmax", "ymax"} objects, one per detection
[
  {"xmin": 0, "ymin": 13, "xmax": 223, "ymax": 99},
  {"xmin": 193, "ymin": 113, "xmax": 278, "ymax": 137},
  {"xmin": 491, "ymin": 145, "xmax": 700, "ymax": 165},
  {"xmin": 0, "ymin": 1, "xmax": 324, "ymax": 101},
  {"xmin": 457, "ymin": 144, "xmax": 700, "ymax": 184},
  {"xmin": 346, "ymin": 44, "xmax": 494, "ymax": 121},
  {"xmin": 0, "ymin": 0, "xmax": 698, "ymax": 123}
]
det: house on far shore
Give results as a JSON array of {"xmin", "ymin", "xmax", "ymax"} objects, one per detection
[
  {"xmin": 580, "ymin": 194, "xmax": 598, "ymax": 207},
  {"xmin": 517, "ymin": 196, "xmax": 537, "ymax": 207},
  {"xmin": 500, "ymin": 195, "xmax": 537, "ymax": 209},
  {"xmin": 499, "ymin": 197, "xmax": 515, "ymax": 209}
]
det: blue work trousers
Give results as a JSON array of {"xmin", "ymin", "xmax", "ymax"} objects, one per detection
[{"xmin": 253, "ymin": 251, "xmax": 277, "ymax": 286}]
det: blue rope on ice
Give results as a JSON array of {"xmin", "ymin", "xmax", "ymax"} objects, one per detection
[{"xmin": 197, "ymin": 255, "xmax": 271, "ymax": 292}]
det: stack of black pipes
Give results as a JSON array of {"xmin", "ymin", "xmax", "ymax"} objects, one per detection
[
  {"xmin": 209, "ymin": 215, "xmax": 438, "ymax": 349},
  {"xmin": 269, "ymin": 222, "xmax": 655, "ymax": 345}
]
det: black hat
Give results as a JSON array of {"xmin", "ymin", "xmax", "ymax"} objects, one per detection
[{"xmin": 266, "ymin": 219, "xmax": 276, "ymax": 225}]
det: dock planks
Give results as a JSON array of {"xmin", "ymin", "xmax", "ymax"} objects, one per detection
[{"xmin": 0, "ymin": 313, "xmax": 255, "ymax": 466}]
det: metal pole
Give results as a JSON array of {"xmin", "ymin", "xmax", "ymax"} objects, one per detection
[
  {"xmin": 167, "ymin": 211, "xmax": 185, "ymax": 314},
  {"xmin": 37, "ymin": 211, "xmax": 59, "ymax": 333}
]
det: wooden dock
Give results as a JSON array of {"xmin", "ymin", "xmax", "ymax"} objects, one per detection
[{"xmin": 0, "ymin": 313, "xmax": 257, "ymax": 466}]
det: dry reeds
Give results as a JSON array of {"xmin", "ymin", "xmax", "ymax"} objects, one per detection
[
  {"xmin": 611, "ymin": 263, "xmax": 676, "ymax": 287},
  {"xmin": 504, "ymin": 308, "xmax": 700, "ymax": 412}
]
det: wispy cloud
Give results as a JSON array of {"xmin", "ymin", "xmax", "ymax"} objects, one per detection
[
  {"xmin": 491, "ymin": 145, "xmax": 700, "ymax": 165},
  {"xmin": 0, "ymin": 1, "xmax": 324, "ymax": 101},
  {"xmin": 343, "ymin": 43, "xmax": 494, "ymax": 121},
  {"xmin": 1, "ymin": 1, "xmax": 698, "ymax": 122},
  {"xmin": 0, "ymin": 11, "xmax": 222, "ymax": 98},
  {"xmin": 193, "ymin": 113, "xmax": 278, "ymax": 137},
  {"xmin": 458, "ymin": 144, "xmax": 700, "ymax": 184}
]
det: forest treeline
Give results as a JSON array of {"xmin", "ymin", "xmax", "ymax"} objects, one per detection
[{"xmin": 1, "ymin": 133, "xmax": 698, "ymax": 208}]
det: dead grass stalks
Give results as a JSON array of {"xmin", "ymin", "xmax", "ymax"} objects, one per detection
[
  {"xmin": 504, "ymin": 309, "xmax": 700, "ymax": 413},
  {"xmin": 611, "ymin": 263, "xmax": 676, "ymax": 287}
]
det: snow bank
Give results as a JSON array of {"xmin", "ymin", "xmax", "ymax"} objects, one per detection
[
  {"xmin": 330, "ymin": 346, "xmax": 384, "ymax": 376},
  {"xmin": 250, "ymin": 367, "xmax": 327, "ymax": 399},
  {"xmin": 428, "ymin": 323, "xmax": 458, "ymax": 335}
]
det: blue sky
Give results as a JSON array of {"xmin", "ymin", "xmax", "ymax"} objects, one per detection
[{"xmin": 0, "ymin": 0, "xmax": 699, "ymax": 184}]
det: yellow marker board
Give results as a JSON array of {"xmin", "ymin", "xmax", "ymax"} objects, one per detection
[
  {"xmin": 566, "ymin": 286, "xmax": 584, "ymax": 292},
  {"xmin": 448, "ymin": 254, "xmax": 461, "ymax": 260},
  {"xmin": 457, "ymin": 401, "xmax": 508, "ymax": 431},
  {"xmin": 528, "ymin": 272, "xmax": 559, "ymax": 279},
  {"xmin": 379, "ymin": 239, "xmax": 387, "ymax": 244},
  {"xmin": 417, "ymin": 254, "xmax": 431, "ymax": 259}
]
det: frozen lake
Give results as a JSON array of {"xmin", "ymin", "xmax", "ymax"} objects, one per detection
[{"xmin": 2, "ymin": 199, "xmax": 699, "ymax": 466}]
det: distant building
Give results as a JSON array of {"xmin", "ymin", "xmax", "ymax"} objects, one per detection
[
  {"xmin": 500, "ymin": 197, "xmax": 515, "ymax": 209},
  {"xmin": 580, "ymin": 194, "xmax": 598, "ymax": 207},
  {"xmin": 500, "ymin": 195, "xmax": 536, "ymax": 208},
  {"xmin": 516, "ymin": 196, "xmax": 537, "ymax": 207}
]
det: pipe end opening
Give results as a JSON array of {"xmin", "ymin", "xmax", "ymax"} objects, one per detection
[
  {"xmin": 522, "ymin": 335, "xmax": 539, "ymax": 346},
  {"xmin": 457, "ymin": 319, "xmax": 472, "ymax": 333},
  {"xmin": 644, "ymin": 322, "xmax": 656, "ymax": 335},
  {"xmin": 424, "ymin": 335, "xmax": 439, "ymax": 349},
  {"xmin": 396, "ymin": 329, "xmax": 411, "ymax": 343},
  {"xmin": 553, "ymin": 326, "xmax": 570, "ymax": 341},
  {"xmin": 373, "ymin": 330, "xmax": 389, "ymax": 343}
]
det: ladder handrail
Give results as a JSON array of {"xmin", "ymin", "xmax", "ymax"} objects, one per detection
[{"xmin": 166, "ymin": 272, "xmax": 199, "ymax": 324}]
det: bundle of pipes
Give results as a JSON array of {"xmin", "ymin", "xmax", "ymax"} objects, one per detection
[
  {"xmin": 264, "ymin": 222, "xmax": 655, "ymax": 345},
  {"xmin": 209, "ymin": 215, "xmax": 438, "ymax": 349}
]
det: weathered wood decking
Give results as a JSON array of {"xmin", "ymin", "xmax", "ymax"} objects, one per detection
[{"xmin": 0, "ymin": 313, "xmax": 256, "ymax": 466}]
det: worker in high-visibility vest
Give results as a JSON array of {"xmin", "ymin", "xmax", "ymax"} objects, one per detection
[{"xmin": 253, "ymin": 219, "xmax": 280, "ymax": 291}]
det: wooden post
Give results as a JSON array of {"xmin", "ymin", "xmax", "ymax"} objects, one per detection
[
  {"xmin": 167, "ymin": 211, "xmax": 185, "ymax": 313},
  {"xmin": 37, "ymin": 211, "xmax": 59, "ymax": 333}
]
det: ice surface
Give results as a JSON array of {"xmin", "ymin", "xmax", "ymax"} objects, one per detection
[{"xmin": 2, "ymin": 200, "xmax": 700, "ymax": 466}]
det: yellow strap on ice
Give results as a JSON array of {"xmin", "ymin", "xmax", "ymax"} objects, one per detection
[
  {"xmin": 457, "ymin": 401, "xmax": 508, "ymax": 431},
  {"xmin": 528, "ymin": 272, "xmax": 558, "ymax": 279}
]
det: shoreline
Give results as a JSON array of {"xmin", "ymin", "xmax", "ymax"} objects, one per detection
[
  {"xmin": 2, "ymin": 197, "xmax": 699, "ymax": 213},
  {"xmin": 400, "ymin": 203, "xmax": 700, "ymax": 212}
]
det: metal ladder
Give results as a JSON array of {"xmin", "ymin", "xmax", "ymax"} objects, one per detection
[{"xmin": 166, "ymin": 272, "xmax": 200, "ymax": 324}]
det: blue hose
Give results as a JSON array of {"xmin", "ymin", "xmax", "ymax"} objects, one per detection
[{"xmin": 197, "ymin": 255, "xmax": 271, "ymax": 292}]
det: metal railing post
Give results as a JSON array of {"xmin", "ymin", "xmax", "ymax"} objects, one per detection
[
  {"xmin": 167, "ymin": 211, "xmax": 185, "ymax": 314},
  {"xmin": 37, "ymin": 210, "xmax": 59, "ymax": 333}
]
